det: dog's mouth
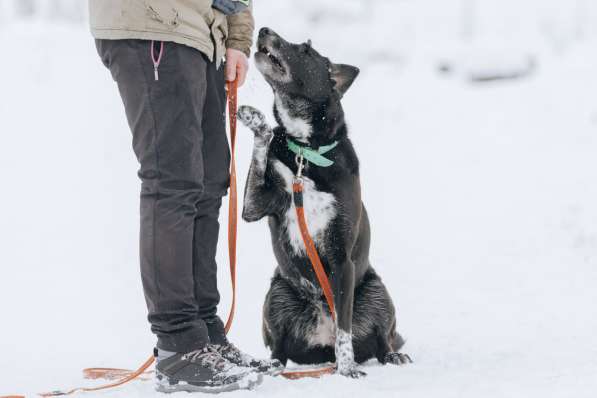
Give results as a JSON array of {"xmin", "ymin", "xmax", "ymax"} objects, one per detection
[{"xmin": 257, "ymin": 45, "xmax": 286, "ymax": 74}]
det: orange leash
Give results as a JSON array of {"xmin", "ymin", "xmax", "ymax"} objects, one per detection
[
  {"xmin": 40, "ymin": 356, "xmax": 156, "ymax": 397},
  {"xmin": 0, "ymin": 80, "xmax": 240, "ymax": 398},
  {"xmin": 291, "ymin": 182, "xmax": 336, "ymax": 321},
  {"xmin": 225, "ymin": 78, "xmax": 239, "ymax": 334},
  {"xmin": 280, "ymin": 179, "xmax": 337, "ymax": 379}
]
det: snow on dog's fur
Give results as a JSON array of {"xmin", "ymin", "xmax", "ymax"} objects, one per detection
[{"xmin": 238, "ymin": 27, "xmax": 411, "ymax": 377}]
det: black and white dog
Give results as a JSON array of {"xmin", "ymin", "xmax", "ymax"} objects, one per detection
[{"xmin": 237, "ymin": 28, "xmax": 410, "ymax": 378}]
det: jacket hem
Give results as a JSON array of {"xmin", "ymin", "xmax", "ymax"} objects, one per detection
[{"xmin": 91, "ymin": 27, "xmax": 219, "ymax": 63}]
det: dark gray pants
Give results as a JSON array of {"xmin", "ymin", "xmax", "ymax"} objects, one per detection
[{"xmin": 96, "ymin": 39, "xmax": 230, "ymax": 353}]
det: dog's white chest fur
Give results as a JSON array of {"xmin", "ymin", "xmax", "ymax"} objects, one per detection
[{"xmin": 272, "ymin": 160, "xmax": 336, "ymax": 255}]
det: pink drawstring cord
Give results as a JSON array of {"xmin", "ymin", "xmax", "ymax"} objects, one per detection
[{"xmin": 151, "ymin": 41, "xmax": 164, "ymax": 81}]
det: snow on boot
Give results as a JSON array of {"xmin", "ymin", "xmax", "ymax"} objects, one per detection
[
  {"xmin": 155, "ymin": 346, "xmax": 263, "ymax": 394},
  {"xmin": 209, "ymin": 343, "xmax": 284, "ymax": 376}
]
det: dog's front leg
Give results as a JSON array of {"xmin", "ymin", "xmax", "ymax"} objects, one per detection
[
  {"xmin": 237, "ymin": 105, "xmax": 277, "ymax": 221},
  {"xmin": 332, "ymin": 257, "xmax": 366, "ymax": 378}
]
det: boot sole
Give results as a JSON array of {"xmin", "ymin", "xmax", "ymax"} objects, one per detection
[{"xmin": 155, "ymin": 370, "xmax": 263, "ymax": 394}]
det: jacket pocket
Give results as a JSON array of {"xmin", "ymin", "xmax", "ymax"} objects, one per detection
[
  {"xmin": 212, "ymin": 10, "xmax": 228, "ymax": 45},
  {"xmin": 144, "ymin": 0, "xmax": 181, "ymax": 30}
]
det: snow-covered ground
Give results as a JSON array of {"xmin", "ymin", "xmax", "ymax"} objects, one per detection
[{"xmin": 1, "ymin": 1, "xmax": 597, "ymax": 397}]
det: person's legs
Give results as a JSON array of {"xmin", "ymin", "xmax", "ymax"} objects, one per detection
[
  {"xmin": 96, "ymin": 39, "xmax": 270, "ymax": 392},
  {"xmin": 96, "ymin": 39, "xmax": 213, "ymax": 353},
  {"xmin": 193, "ymin": 58, "xmax": 231, "ymax": 346},
  {"xmin": 96, "ymin": 39, "xmax": 280, "ymax": 388}
]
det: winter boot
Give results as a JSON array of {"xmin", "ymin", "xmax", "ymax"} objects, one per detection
[{"xmin": 155, "ymin": 346, "xmax": 263, "ymax": 394}]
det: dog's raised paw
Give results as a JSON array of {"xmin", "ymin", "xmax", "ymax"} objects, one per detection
[
  {"xmin": 385, "ymin": 352, "xmax": 412, "ymax": 366},
  {"xmin": 237, "ymin": 105, "xmax": 267, "ymax": 133}
]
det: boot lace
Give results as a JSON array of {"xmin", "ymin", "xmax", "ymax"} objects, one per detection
[
  {"xmin": 183, "ymin": 346, "xmax": 228, "ymax": 370},
  {"xmin": 211, "ymin": 343, "xmax": 266, "ymax": 368}
]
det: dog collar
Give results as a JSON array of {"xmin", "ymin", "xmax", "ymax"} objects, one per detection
[{"xmin": 286, "ymin": 139, "xmax": 339, "ymax": 167}]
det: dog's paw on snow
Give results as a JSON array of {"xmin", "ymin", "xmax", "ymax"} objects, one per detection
[
  {"xmin": 337, "ymin": 364, "xmax": 367, "ymax": 379},
  {"xmin": 384, "ymin": 352, "xmax": 413, "ymax": 366}
]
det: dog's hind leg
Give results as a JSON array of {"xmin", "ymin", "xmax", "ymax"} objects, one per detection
[
  {"xmin": 262, "ymin": 273, "xmax": 296, "ymax": 366},
  {"xmin": 377, "ymin": 319, "xmax": 411, "ymax": 365},
  {"xmin": 263, "ymin": 314, "xmax": 289, "ymax": 366},
  {"xmin": 262, "ymin": 284, "xmax": 289, "ymax": 366},
  {"xmin": 351, "ymin": 271, "xmax": 411, "ymax": 366},
  {"xmin": 263, "ymin": 272, "xmax": 338, "ymax": 366}
]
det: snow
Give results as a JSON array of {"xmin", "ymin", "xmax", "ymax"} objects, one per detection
[{"xmin": 1, "ymin": 1, "xmax": 597, "ymax": 397}]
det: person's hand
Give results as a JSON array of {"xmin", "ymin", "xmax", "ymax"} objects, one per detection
[{"xmin": 225, "ymin": 48, "xmax": 249, "ymax": 87}]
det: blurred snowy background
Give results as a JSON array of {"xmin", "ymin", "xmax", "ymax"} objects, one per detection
[{"xmin": 1, "ymin": 0, "xmax": 597, "ymax": 397}]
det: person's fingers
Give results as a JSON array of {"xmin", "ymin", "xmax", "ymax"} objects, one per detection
[
  {"xmin": 225, "ymin": 49, "xmax": 249, "ymax": 85},
  {"xmin": 236, "ymin": 62, "xmax": 248, "ymax": 86},
  {"xmin": 226, "ymin": 58, "xmax": 237, "ymax": 82}
]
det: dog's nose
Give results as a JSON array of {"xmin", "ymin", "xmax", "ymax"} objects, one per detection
[{"xmin": 259, "ymin": 27, "xmax": 273, "ymax": 38}]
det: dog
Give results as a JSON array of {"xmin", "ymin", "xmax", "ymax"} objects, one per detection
[{"xmin": 237, "ymin": 27, "xmax": 410, "ymax": 378}]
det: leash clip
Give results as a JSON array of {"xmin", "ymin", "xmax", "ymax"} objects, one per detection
[{"xmin": 295, "ymin": 152, "xmax": 305, "ymax": 180}]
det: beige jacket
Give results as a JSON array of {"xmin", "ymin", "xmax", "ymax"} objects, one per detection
[{"xmin": 89, "ymin": 0, "xmax": 254, "ymax": 66}]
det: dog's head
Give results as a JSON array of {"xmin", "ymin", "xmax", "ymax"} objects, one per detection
[
  {"xmin": 255, "ymin": 28, "xmax": 359, "ymax": 142},
  {"xmin": 255, "ymin": 27, "xmax": 359, "ymax": 102}
]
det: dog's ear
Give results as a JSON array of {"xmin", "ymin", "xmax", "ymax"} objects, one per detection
[{"xmin": 330, "ymin": 63, "xmax": 360, "ymax": 97}]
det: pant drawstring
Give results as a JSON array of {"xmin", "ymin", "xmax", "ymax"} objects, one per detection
[{"xmin": 151, "ymin": 41, "xmax": 164, "ymax": 81}]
